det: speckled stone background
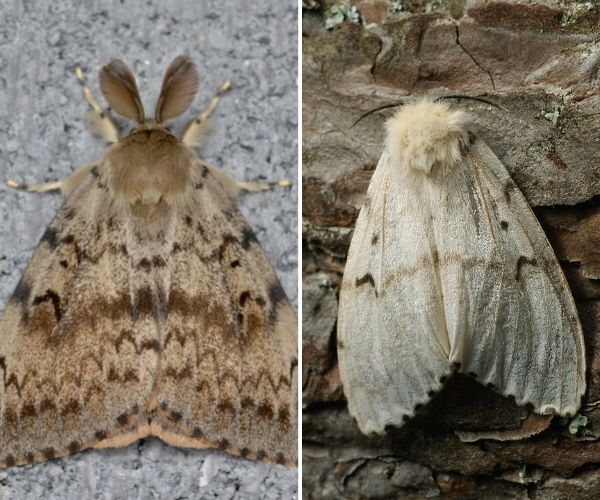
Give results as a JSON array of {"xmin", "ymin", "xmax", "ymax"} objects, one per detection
[{"xmin": 0, "ymin": 0, "xmax": 298, "ymax": 498}]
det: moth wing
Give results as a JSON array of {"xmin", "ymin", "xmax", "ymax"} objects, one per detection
[
  {"xmin": 338, "ymin": 152, "xmax": 452, "ymax": 436},
  {"xmin": 444, "ymin": 138, "xmax": 585, "ymax": 416},
  {"xmin": 339, "ymin": 137, "xmax": 585, "ymax": 436},
  {"xmin": 153, "ymin": 166, "xmax": 298, "ymax": 466},
  {"xmin": 0, "ymin": 172, "xmax": 160, "ymax": 468}
]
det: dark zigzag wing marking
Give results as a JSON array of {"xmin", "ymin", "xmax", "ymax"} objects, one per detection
[
  {"xmin": 0, "ymin": 172, "xmax": 159, "ymax": 468},
  {"xmin": 155, "ymin": 167, "xmax": 297, "ymax": 465}
]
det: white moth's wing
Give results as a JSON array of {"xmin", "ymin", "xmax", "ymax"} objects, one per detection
[
  {"xmin": 338, "ymin": 138, "xmax": 585, "ymax": 436},
  {"xmin": 444, "ymin": 138, "xmax": 585, "ymax": 416},
  {"xmin": 0, "ymin": 172, "xmax": 160, "ymax": 468},
  {"xmin": 338, "ymin": 152, "xmax": 453, "ymax": 435},
  {"xmin": 153, "ymin": 166, "xmax": 298, "ymax": 466}
]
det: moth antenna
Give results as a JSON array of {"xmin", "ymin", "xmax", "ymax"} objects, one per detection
[
  {"xmin": 436, "ymin": 95, "xmax": 508, "ymax": 112},
  {"xmin": 99, "ymin": 59, "xmax": 145, "ymax": 123},
  {"xmin": 351, "ymin": 96, "xmax": 506, "ymax": 130},
  {"xmin": 155, "ymin": 55, "xmax": 200, "ymax": 123},
  {"xmin": 350, "ymin": 102, "xmax": 405, "ymax": 129}
]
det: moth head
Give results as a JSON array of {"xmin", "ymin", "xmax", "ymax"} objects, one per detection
[
  {"xmin": 385, "ymin": 100, "xmax": 470, "ymax": 174},
  {"xmin": 98, "ymin": 57, "xmax": 201, "ymax": 212},
  {"xmin": 99, "ymin": 56, "xmax": 200, "ymax": 126}
]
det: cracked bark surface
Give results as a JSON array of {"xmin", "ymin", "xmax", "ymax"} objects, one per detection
[
  {"xmin": 302, "ymin": 1, "xmax": 600, "ymax": 498},
  {"xmin": 455, "ymin": 25, "xmax": 496, "ymax": 91}
]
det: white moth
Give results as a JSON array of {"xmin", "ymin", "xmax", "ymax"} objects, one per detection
[{"xmin": 337, "ymin": 100, "xmax": 586, "ymax": 436}]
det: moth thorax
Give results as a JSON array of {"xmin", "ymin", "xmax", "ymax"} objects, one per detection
[
  {"xmin": 385, "ymin": 101, "xmax": 470, "ymax": 174},
  {"xmin": 106, "ymin": 128, "xmax": 197, "ymax": 207}
]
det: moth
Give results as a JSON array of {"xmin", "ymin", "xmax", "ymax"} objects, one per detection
[
  {"xmin": 0, "ymin": 56, "xmax": 297, "ymax": 467},
  {"xmin": 337, "ymin": 100, "xmax": 586, "ymax": 436}
]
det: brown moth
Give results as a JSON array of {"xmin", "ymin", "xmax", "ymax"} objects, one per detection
[{"xmin": 0, "ymin": 56, "xmax": 297, "ymax": 468}]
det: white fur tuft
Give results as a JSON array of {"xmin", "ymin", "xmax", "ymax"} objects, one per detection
[{"xmin": 385, "ymin": 100, "xmax": 470, "ymax": 174}]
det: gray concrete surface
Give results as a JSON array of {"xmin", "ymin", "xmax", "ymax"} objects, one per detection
[{"xmin": 0, "ymin": 0, "xmax": 298, "ymax": 498}]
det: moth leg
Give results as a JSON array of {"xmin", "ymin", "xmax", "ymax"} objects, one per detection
[
  {"xmin": 7, "ymin": 162, "xmax": 99, "ymax": 198},
  {"xmin": 75, "ymin": 66, "xmax": 120, "ymax": 143},
  {"xmin": 182, "ymin": 80, "xmax": 231, "ymax": 147},
  {"xmin": 204, "ymin": 163, "xmax": 290, "ymax": 199}
]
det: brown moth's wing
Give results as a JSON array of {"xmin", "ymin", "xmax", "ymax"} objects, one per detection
[
  {"xmin": 0, "ymin": 172, "xmax": 161, "ymax": 468},
  {"xmin": 151, "ymin": 165, "xmax": 298, "ymax": 466}
]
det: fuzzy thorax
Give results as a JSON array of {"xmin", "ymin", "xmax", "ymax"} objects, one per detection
[
  {"xmin": 105, "ymin": 127, "xmax": 198, "ymax": 210},
  {"xmin": 385, "ymin": 100, "xmax": 470, "ymax": 174}
]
